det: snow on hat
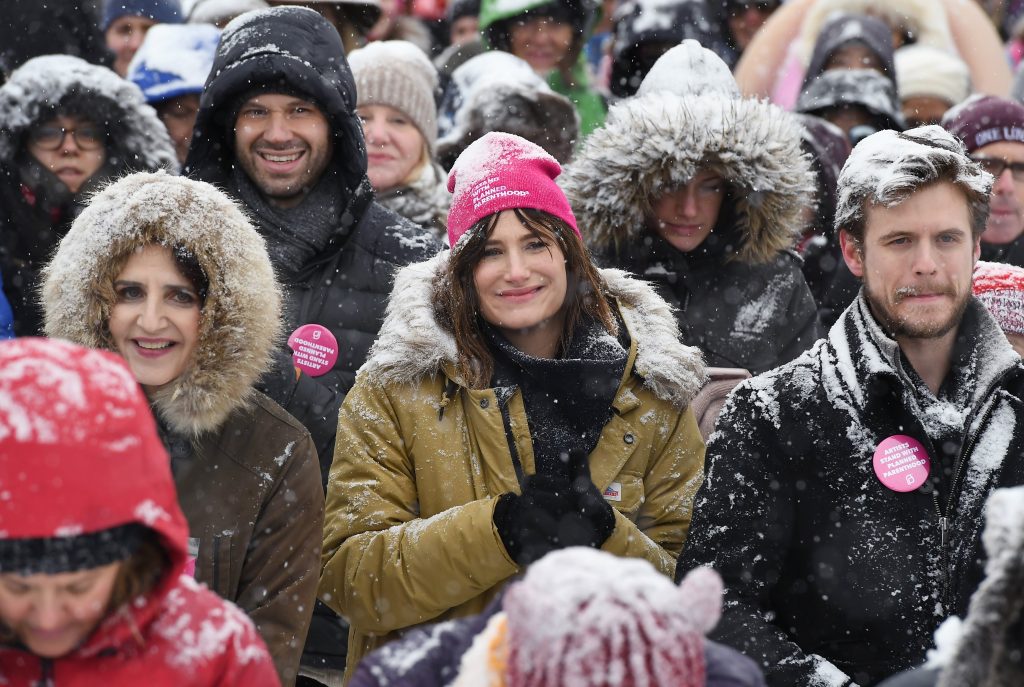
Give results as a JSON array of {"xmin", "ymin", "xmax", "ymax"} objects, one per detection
[
  {"xmin": 972, "ymin": 260, "xmax": 1024, "ymax": 335},
  {"xmin": 459, "ymin": 548, "xmax": 723, "ymax": 687},
  {"xmin": 0, "ymin": 338, "xmax": 165, "ymax": 574},
  {"xmin": 127, "ymin": 23, "xmax": 220, "ymax": 104},
  {"xmin": 942, "ymin": 94, "xmax": 1024, "ymax": 155},
  {"xmin": 188, "ymin": 0, "xmax": 270, "ymax": 24},
  {"xmin": 895, "ymin": 45, "xmax": 970, "ymax": 108},
  {"xmin": 349, "ymin": 40, "xmax": 439, "ymax": 153},
  {"xmin": 446, "ymin": 131, "xmax": 578, "ymax": 248},
  {"xmin": 103, "ymin": 0, "xmax": 183, "ymax": 31},
  {"xmin": 636, "ymin": 39, "xmax": 739, "ymax": 100}
]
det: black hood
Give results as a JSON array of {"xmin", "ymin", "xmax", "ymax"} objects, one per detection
[
  {"xmin": 184, "ymin": 6, "xmax": 367, "ymax": 194},
  {"xmin": 803, "ymin": 13, "xmax": 896, "ymax": 89},
  {"xmin": 609, "ymin": 0, "xmax": 732, "ymax": 98}
]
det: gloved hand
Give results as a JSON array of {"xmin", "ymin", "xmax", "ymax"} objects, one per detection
[
  {"xmin": 493, "ymin": 451, "xmax": 617, "ymax": 566},
  {"xmin": 565, "ymin": 449, "xmax": 617, "ymax": 547}
]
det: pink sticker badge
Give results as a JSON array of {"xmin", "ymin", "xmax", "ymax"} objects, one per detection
[
  {"xmin": 287, "ymin": 324, "xmax": 339, "ymax": 377},
  {"xmin": 873, "ymin": 435, "xmax": 931, "ymax": 492}
]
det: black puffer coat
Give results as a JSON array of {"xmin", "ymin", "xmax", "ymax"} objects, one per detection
[
  {"xmin": 184, "ymin": 6, "xmax": 442, "ymax": 468},
  {"xmin": 678, "ymin": 295, "xmax": 1024, "ymax": 687}
]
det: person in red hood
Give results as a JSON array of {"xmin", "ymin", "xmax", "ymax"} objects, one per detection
[{"xmin": 0, "ymin": 337, "xmax": 280, "ymax": 686}]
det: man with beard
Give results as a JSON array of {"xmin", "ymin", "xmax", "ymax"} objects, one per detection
[
  {"xmin": 944, "ymin": 95, "xmax": 1024, "ymax": 268},
  {"xmin": 677, "ymin": 126, "xmax": 1024, "ymax": 687}
]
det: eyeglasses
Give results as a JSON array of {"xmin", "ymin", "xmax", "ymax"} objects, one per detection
[
  {"xmin": 971, "ymin": 156, "xmax": 1024, "ymax": 182},
  {"xmin": 27, "ymin": 124, "xmax": 105, "ymax": 151}
]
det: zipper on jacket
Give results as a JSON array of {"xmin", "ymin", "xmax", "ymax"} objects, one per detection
[
  {"xmin": 35, "ymin": 658, "xmax": 54, "ymax": 687},
  {"xmin": 930, "ymin": 389, "xmax": 1000, "ymax": 609},
  {"xmin": 497, "ymin": 395, "xmax": 526, "ymax": 488}
]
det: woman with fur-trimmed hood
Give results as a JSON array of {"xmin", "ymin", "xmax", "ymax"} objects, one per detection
[
  {"xmin": 320, "ymin": 133, "xmax": 707, "ymax": 680},
  {"xmin": 0, "ymin": 54, "xmax": 176, "ymax": 337},
  {"xmin": 40, "ymin": 172, "xmax": 324, "ymax": 686},
  {"xmin": 563, "ymin": 41, "xmax": 821, "ymax": 375}
]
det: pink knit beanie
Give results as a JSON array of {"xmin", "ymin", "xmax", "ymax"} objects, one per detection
[
  {"xmin": 446, "ymin": 132, "xmax": 579, "ymax": 249},
  {"xmin": 973, "ymin": 260, "xmax": 1024, "ymax": 335},
  {"xmin": 501, "ymin": 548, "xmax": 722, "ymax": 687}
]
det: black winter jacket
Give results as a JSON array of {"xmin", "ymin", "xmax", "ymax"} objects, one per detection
[
  {"xmin": 677, "ymin": 295, "xmax": 1024, "ymax": 686},
  {"xmin": 184, "ymin": 6, "xmax": 441, "ymax": 470}
]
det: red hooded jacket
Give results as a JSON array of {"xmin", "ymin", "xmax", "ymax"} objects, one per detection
[{"xmin": 0, "ymin": 338, "xmax": 281, "ymax": 686}]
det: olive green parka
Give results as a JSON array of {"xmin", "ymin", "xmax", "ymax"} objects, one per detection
[{"xmin": 320, "ymin": 251, "xmax": 707, "ymax": 679}]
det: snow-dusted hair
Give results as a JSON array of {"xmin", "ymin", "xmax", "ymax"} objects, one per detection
[{"xmin": 835, "ymin": 125, "xmax": 993, "ymax": 245}]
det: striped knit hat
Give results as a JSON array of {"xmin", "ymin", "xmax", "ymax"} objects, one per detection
[{"xmin": 973, "ymin": 260, "xmax": 1024, "ymax": 335}]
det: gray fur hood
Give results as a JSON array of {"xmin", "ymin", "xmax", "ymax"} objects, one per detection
[
  {"xmin": 0, "ymin": 55, "xmax": 177, "ymax": 171},
  {"xmin": 358, "ymin": 250, "xmax": 706, "ymax": 408},
  {"xmin": 41, "ymin": 172, "xmax": 282, "ymax": 437},
  {"xmin": 561, "ymin": 91, "xmax": 816, "ymax": 265}
]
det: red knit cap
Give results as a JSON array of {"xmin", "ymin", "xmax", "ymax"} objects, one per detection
[
  {"xmin": 446, "ymin": 132, "xmax": 579, "ymax": 249},
  {"xmin": 973, "ymin": 260, "xmax": 1024, "ymax": 335},
  {"xmin": 502, "ymin": 548, "xmax": 722, "ymax": 687}
]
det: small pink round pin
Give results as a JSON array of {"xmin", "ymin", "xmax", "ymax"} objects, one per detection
[
  {"xmin": 287, "ymin": 324, "xmax": 339, "ymax": 377},
  {"xmin": 872, "ymin": 435, "xmax": 931, "ymax": 493}
]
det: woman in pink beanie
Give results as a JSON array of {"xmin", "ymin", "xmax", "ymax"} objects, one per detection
[{"xmin": 321, "ymin": 132, "xmax": 708, "ymax": 679}]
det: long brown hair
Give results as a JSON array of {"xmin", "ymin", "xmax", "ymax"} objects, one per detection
[{"xmin": 433, "ymin": 208, "xmax": 617, "ymax": 389}]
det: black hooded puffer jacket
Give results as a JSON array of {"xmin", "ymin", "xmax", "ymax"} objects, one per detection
[{"xmin": 185, "ymin": 6, "xmax": 442, "ymax": 471}]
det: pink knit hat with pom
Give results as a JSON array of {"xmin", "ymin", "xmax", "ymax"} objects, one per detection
[
  {"xmin": 446, "ymin": 132, "xmax": 579, "ymax": 249},
  {"xmin": 500, "ymin": 548, "xmax": 722, "ymax": 687},
  {"xmin": 973, "ymin": 260, "xmax": 1024, "ymax": 335}
]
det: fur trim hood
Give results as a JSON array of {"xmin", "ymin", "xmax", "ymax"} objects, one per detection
[
  {"xmin": 0, "ymin": 55, "xmax": 177, "ymax": 171},
  {"xmin": 41, "ymin": 171, "xmax": 282, "ymax": 437},
  {"xmin": 798, "ymin": 0, "xmax": 955, "ymax": 65},
  {"xmin": 359, "ymin": 250, "xmax": 706, "ymax": 408},
  {"xmin": 562, "ymin": 91, "xmax": 815, "ymax": 265}
]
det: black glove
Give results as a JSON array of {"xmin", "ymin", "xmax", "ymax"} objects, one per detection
[
  {"xmin": 493, "ymin": 473, "xmax": 574, "ymax": 566},
  {"xmin": 493, "ymin": 451, "xmax": 617, "ymax": 566},
  {"xmin": 566, "ymin": 449, "xmax": 617, "ymax": 547}
]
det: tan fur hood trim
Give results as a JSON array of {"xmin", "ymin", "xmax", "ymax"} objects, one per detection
[
  {"xmin": 42, "ymin": 171, "xmax": 282, "ymax": 436},
  {"xmin": 358, "ymin": 251, "xmax": 706, "ymax": 408},
  {"xmin": 798, "ymin": 0, "xmax": 955, "ymax": 64},
  {"xmin": 561, "ymin": 92, "xmax": 815, "ymax": 265}
]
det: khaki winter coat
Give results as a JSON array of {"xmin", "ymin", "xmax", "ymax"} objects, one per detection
[
  {"xmin": 41, "ymin": 172, "xmax": 324, "ymax": 686},
  {"xmin": 320, "ymin": 252, "xmax": 707, "ymax": 680}
]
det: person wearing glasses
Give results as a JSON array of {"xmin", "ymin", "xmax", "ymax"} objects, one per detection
[
  {"xmin": 0, "ymin": 54, "xmax": 176, "ymax": 337},
  {"xmin": 944, "ymin": 96, "xmax": 1024, "ymax": 270}
]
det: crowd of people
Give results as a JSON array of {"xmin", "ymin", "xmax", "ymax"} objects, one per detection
[{"xmin": 3, "ymin": 0, "xmax": 1024, "ymax": 686}]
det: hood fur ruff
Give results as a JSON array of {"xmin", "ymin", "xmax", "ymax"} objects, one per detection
[
  {"xmin": 798, "ymin": 0, "xmax": 955, "ymax": 64},
  {"xmin": 359, "ymin": 251, "xmax": 706, "ymax": 408},
  {"xmin": 562, "ymin": 91, "xmax": 815, "ymax": 265},
  {"xmin": 0, "ymin": 55, "xmax": 177, "ymax": 171},
  {"xmin": 42, "ymin": 171, "xmax": 282, "ymax": 436}
]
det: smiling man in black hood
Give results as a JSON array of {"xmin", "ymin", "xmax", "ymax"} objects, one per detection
[
  {"xmin": 185, "ymin": 8, "xmax": 441, "ymax": 684},
  {"xmin": 186, "ymin": 6, "xmax": 440, "ymax": 467}
]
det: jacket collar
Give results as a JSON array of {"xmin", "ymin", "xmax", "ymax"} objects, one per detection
[
  {"xmin": 824, "ymin": 291, "xmax": 1021, "ymax": 421},
  {"xmin": 359, "ymin": 251, "xmax": 706, "ymax": 408}
]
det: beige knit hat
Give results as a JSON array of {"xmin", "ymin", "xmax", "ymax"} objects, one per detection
[
  {"xmin": 349, "ymin": 40, "xmax": 439, "ymax": 153},
  {"xmin": 895, "ymin": 44, "xmax": 971, "ymax": 107}
]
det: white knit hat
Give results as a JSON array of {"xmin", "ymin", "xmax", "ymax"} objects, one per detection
[
  {"xmin": 895, "ymin": 44, "xmax": 971, "ymax": 107},
  {"xmin": 349, "ymin": 40, "xmax": 439, "ymax": 153}
]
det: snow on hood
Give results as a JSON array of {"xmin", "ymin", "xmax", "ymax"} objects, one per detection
[
  {"xmin": 834, "ymin": 125, "xmax": 993, "ymax": 233},
  {"xmin": 636, "ymin": 38, "xmax": 739, "ymax": 99},
  {"xmin": 562, "ymin": 91, "xmax": 815, "ymax": 265},
  {"xmin": 0, "ymin": 54, "xmax": 177, "ymax": 172},
  {"xmin": 358, "ymin": 250, "xmax": 706, "ymax": 408},
  {"xmin": 796, "ymin": 68, "xmax": 905, "ymax": 131},
  {"xmin": 42, "ymin": 171, "xmax": 282, "ymax": 436},
  {"xmin": 127, "ymin": 23, "xmax": 220, "ymax": 104}
]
